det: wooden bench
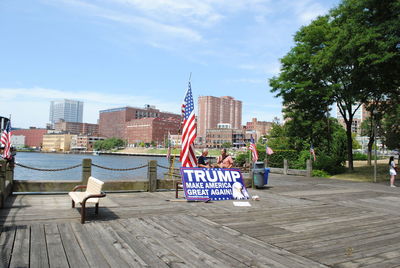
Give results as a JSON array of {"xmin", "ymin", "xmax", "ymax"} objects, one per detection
[{"xmin": 69, "ymin": 176, "xmax": 106, "ymax": 224}]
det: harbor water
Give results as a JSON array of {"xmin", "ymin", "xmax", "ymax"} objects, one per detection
[{"xmin": 14, "ymin": 152, "xmax": 181, "ymax": 181}]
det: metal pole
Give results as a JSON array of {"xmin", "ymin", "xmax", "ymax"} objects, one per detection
[{"xmin": 374, "ymin": 118, "xmax": 377, "ymax": 183}]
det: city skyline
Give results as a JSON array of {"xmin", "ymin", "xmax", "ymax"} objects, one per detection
[{"xmin": 0, "ymin": 0, "xmax": 341, "ymax": 128}]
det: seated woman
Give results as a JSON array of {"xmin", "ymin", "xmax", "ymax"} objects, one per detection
[{"xmin": 216, "ymin": 148, "xmax": 233, "ymax": 168}]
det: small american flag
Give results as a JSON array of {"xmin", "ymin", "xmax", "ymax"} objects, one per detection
[
  {"xmin": 310, "ymin": 144, "xmax": 316, "ymax": 161},
  {"xmin": 180, "ymin": 82, "xmax": 197, "ymax": 167},
  {"xmin": 266, "ymin": 143, "xmax": 274, "ymax": 155},
  {"xmin": 1, "ymin": 120, "xmax": 12, "ymax": 159},
  {"xmin": 249, "ymin": 136, "xmax": 258, "ymax": 162}
]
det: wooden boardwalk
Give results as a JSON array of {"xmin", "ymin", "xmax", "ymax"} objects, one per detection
[{"xmin": 1, "ymin": 174, "xmax": 400, "ymax": 267}]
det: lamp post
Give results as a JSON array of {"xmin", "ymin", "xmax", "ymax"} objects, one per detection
[{"xmin": 373, "ymin": 110, "xmax": 378, "ymax": 183}]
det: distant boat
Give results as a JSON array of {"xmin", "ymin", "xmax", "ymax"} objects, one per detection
[{"xmin": 93, "ymin": 151, "xmax": 99, "ymax": 156}]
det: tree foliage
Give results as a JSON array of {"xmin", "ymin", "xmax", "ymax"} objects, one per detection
[
  {"xmin": 270, "ymin": 0, "xmax": 400, "ymax": 170},
  {"xmin": 94, "ymin": 138, "xmax": 125, "ymax": 151}
]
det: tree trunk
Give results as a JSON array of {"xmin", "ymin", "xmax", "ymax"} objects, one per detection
[
  {"xmin": 367, "ymin": 137, "xmax": 374, "ymax": 166},
  {"xmin": 346, "ymin": 121, "xmax": 354, "ymax": 170}
]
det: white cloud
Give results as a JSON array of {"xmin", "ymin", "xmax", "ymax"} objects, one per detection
[
  {"xmin": 238, "ymin": 61, "xmax": 281, "ymax": 76},
  {"xmin": 0, "ymin": 87, "xmax": 180, "ymax": 128},
  {"xmin": 50, "ymin": 0, "xmax": 203, "ymax": 42},
  {"xmin": 287, "ymin": 0, "xmax": 330, "ymax": 24}
]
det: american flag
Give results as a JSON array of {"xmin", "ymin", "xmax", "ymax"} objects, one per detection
[
  {"xmin": 310, "ymin": 144, "xmax": 316, "ymax": 161},
  {"xmin": 1, "ymin": 120, "xmax": 12, "ymax": 159},
  {"xmin": 180, "ymin": 82, "xmax": 197, "ymax": 167},
  {"xmin": 266, "ymin": 143, "xmax": 274, "ymax": 155},
  {"xmin": 249, "ymin": 136, "xmax": 258, "ymax": 162}
]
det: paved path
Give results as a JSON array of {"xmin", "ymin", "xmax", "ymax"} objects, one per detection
[{"xmin": 1, "ymin": 174, "xmax": 400, "ymax": 267}]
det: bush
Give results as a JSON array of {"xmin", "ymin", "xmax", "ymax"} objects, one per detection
[
  {"xmin": 353, "ymin": 152, "xmax": 368, "ymax": 161},
  {"xmin": 235, "ymin": 152, "xmax": 249, "ymax": 167},
  {"xmin": 313, "ymin": 154, "xmax": 345, "ymax": 175},
  {"xmin": 267, "ymin": 150, "xmax": 297, "ymax": 168},
  {"xmin": 312, "ymin": 169, "xmax": 330, "ymax": 177}
]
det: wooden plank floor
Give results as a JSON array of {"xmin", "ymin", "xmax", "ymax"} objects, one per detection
[{"xmin": 1, "ymin": 174, "xmax": 400, "ymax": 267}]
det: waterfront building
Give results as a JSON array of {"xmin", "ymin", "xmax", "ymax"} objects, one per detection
[
  {"xmin": 99, "ymin": 105, "xmax": 180, "ymax": 140},
  {"xmin": 54, "ymin": 120, "xmax": 99, "ymax": 136},
  {"xmin": 126, "ymin": 117, "xmax": 180, "ymax": 145},
  {"xmin": 245, "ymin": 118, "xmax": 273, "ymax": 141},
  {"xmin": 42, "ymin": 133, "xmax": 74, "ymax": 152},
  {"xmin": 49, "ymin": 99, "xmax": 83, "ymax": 124},
  {"xmin": 12, "ymin": 128, "xmax": 48, "ymax": 148},
  {"xmin": 11, "ymin": 135, "xmax": 25, "ymax": 149},
  {"xmin": 70, "ymin": 135, "xmax": 105, "ymax": 151},
  {"xmin": 205, "ymin": 125, "xmax": 245, "ymax": 148},
  {"xmin": 197, "ymin": 96, "xmax": 242, "ymax": 141}
]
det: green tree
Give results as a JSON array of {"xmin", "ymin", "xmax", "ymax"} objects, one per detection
[
  {"xmin": 382, "ymin": 102, "xmax": 400, "ymax": 150},
  {"xmin": 221, "ymin": 142, "xmax": 232, "ymax": 148},
  {"xmin": 270, "ymin": 0, "xmax": 400, "ymax": 170},
  {"xmin": 94, "ymin": 138, "xmax": 125, "ymax": 151}
]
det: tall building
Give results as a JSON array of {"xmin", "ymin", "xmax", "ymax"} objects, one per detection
[
  {"xmin": 197, "ymin": 96, "xmax": 242, "ymax": 140},
  {"xmin": 49, "ymin": 99, "xmax": 83, "ymax": 124}
]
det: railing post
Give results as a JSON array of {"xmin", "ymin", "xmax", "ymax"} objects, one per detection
[
  {"xmin": 148, "ymin": 160, "xmax": 157, "ymax": 192},
  {"xmin": 82, "ymin": 158, "xmax": 92, "ymax": 184},
  {"xmin": 283, "ymin": 159, "xmax": 288, "ymax": 175},
  {"xmin": 5, "ymin": 161, "xmax": 14, "ymax": 185},
  {"xmin": 306, "ymin": 159, "xmax": 312, "ymax": 177},
  {"xmin": 0, "ymin": 160, "xmax": 6, "ymax": 208}
]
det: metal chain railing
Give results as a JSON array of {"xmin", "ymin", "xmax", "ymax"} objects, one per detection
[
  {"xmin": 15, "ymin": 163, "xmax": 82, "ymax": 172},
  {"xmin": 157, "ymin": 164, "xmax": 180, "ymax": 171},
  {"xmin": 91, "ymin": 163, "xmax": 148, "ymax": 171}
]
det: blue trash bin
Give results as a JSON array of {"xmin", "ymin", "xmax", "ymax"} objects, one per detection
[{"xmin": 264, "ymin": 168, "xmax": 270, "ymax": 185}]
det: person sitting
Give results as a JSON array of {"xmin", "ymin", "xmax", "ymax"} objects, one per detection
[
  {"xmin": 216, "ymin": 148, "xmax": 233, "ymax": 168},
  {"xmin": 198, "ymin": 149, "xmax": 211, "ymax": 168}
]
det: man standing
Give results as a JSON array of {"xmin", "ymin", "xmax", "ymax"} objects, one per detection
[{"xmin": 198, "ymin": 149, "xmax": 211, "ymax": 168}]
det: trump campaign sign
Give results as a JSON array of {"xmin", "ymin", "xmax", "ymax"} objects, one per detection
[{"xmin": 180, "ymin": 168, "xmax": 250, "ymax": 201}]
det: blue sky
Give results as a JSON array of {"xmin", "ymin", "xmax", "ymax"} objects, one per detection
[{"xmin": 0, "ymin": 0, "xmax": 340, "ymax": 128}]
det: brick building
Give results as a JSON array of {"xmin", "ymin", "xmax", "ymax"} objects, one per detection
[
  {"xmin": 205, "ymin": 127, "xmax": 245, "ymax": 148},
  {"xmin": 54, "ymin": 120, "xmax": 99, "ymax": 136},
  {"xmin": 99, "ymin": 105, "xmax": 180, "ymax": 140},
  {"xmin": 126, "ymin": 117, "xmax": 180, "ymax": 145},
  {"xmin": 12, "ymin": 128, "xmax": 48, "ymax": 148},
  {"xmin": 71, "ymin": 135, "xmax": 105, "ymax": 151},
  {"xmin": 245, "ymin": 118, "xmax": 273, "ymax": 141},
  {"xmin": 197, "ymin": 96, "xmax": 242, "ymax": 141}
]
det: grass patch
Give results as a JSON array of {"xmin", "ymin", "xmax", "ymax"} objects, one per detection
[{"xmin": 331, "ymin": 162, "xmax": 390, "ymax": 183}]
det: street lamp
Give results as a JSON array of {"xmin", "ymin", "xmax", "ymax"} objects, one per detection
[{"xmin": 373, "ymin": 110, "xmax": 378, "ymax": 183}]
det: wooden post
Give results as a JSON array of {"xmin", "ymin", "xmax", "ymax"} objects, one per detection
[
  {"xmin": 81, "ymin": 158, "xmax": 92, "ymax": 185},
  {"xmin": 283, "ymin": 159, "xmax": 288, "ymax": 175},
  {"xmin": 148, "ymin": 160, "xmax": 157, "ymax": 192},
  {"xmin": 5, "ymin": 161, "xmax": 14, "ymax": 184},
  {"xmin": 306, "ymin": 159, "xmax": 312, "ymax": 177},
  {"xmin": 0, "ymin": 160, "xmax": 6, "ymax": 208}
]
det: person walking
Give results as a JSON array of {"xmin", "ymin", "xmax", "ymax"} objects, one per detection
[{"xmin": 389, "ymin": 156, "xmax": 397, "ymax": 187}]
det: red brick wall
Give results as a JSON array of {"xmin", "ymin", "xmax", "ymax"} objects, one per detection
[{"xmin": 12, "ymin": 129, "xmax": 48, "ymax": 147}]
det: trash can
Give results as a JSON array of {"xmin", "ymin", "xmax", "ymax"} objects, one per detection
[
  {"xmin": 253, "ymin": 162, "xmax": 265, "ymax": 188},
  {"xmin": 264, "ymin": 168, "xmax": 270, "ymax": 185}
]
